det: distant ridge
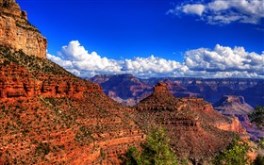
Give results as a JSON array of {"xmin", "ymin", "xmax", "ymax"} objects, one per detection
[
  {"xmin": 90, "ymin": 74, "xmax": 264, "ymax": 107},
  {"xmin": 214, "ymin": 95, "xmax": 253, "ymax": 115},
  {"xmin": 214, "ymin": 95, "xmax": 264, "ymax": 141}
]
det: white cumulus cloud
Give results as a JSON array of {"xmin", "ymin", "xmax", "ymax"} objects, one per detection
[
  {"xmin": 182, "ymin": 4, "xmax": 206, "ymax": 16},
  {"xmin": 47, "ymin": 41, "xmax": 121, "ymax": 77},
  {"xmin": 47, "ymin": 40, "xmax": 264, "ymax": 78},
  {"xmin": 167, "ymin": 0, "xmax": 264, "ymax": 25},
  {"xmin": 123, "ymin": 55, "xmax": 183, "ymax": 77},
  {"xmin": 184, "ymin": 44, "xmax": 264, "ymax": 77}
]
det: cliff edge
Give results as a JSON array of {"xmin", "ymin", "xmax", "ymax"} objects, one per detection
[{"xmin": 0, "ymin": 0, "xmax": 47, "ymax": 58}]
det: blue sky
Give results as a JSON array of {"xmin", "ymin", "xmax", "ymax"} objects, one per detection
[{"xmin": 17, "ymin": 0, "xmax": 264, "ymax": 78}]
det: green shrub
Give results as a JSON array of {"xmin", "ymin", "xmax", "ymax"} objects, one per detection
[
  {"xmin": 259, "ymin": 139, "xmax": 264, "ymax": 149},
  {"xmin": 254, "ymin": 155, "xmax": 264, "ymax": 165},
  {"xmin": 213, "ymin": 137, "xmax": 250, "ymax": 165},
  {"xmin": 123, "ymin": 128, "xmax": 178, "ymax": 165},
  {"xmin": 75, "ymin": 126, "xmax": 93, "ymax": 145},
  {"xmin": 0, "ymin": 45, "xmax": 76, "ymax": 77},
  {"xmin": 123, "ymin": 146, "xmax": 141, "ymax": 165},
  {"xmin": 249, "ymin": 106, "xmax": 264, "ymax": 129}
]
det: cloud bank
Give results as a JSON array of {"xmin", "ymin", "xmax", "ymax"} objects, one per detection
[
  {"xmin": 47, "ymin": 40, "xmax": 264, "ymax": 78},
  {"xmin": 167, "ymin": 0, "xmax": 264, "ymax": 25}
]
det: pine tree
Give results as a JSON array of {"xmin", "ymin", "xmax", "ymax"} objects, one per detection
[
  {"xmin": 213, "ymin": 137, "xmax": 250, "ymax": 165},
  {"xmin": 123, "ymin": 128, "xmax": 178, "ymax": 165}
]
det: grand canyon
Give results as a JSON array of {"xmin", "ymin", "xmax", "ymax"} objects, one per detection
[{"xmin": 0, "ymin": 0, "xmax": 263, "ymax": 165}]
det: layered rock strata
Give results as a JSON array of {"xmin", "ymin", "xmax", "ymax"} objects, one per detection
[
  {"xmin": 0, "ymin": 0, "xmax": 47, "ymax": 58},
  {"xmin": 134, "ymin": 82, "xmax": 247, "ymax": 163}
]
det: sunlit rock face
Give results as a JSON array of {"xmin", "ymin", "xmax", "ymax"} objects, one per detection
[
  {"xmin": 0, "ymin": 0, "xmax": 47, "ymax": 58},
  {"xmin": 214, "ymin": 95, "xmax": 264, "ymax": 141},
  {"xmin": 0, "ymin": 1, "xmax": 145, "ymax": 163}
]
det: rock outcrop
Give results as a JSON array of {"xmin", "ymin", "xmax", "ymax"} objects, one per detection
[
  {"xmin": 214, "ymin": 95, "xmax": 253, "ymax": 115},
  {"xmin": 0, "ymin": 3, "xmax": 144, "ymax": 163},
  {"xmin": 0, "ymin": 0, "xmax": 47, "ymax": 58},
  {"xmin": 0, "ymin": 46, "xmax": 145, "ymax": 164},
  {"xmin": 214, "ymin": 95, "xmax": 264, "ymax": 141},
  {"xmin": 134, "ymin": 83, "xmax": 247, "ymax": 163},
  {"xmin": 90, "ymin": 75, "xmax": 264, "ymax": 107},
  {"xmin": 90, "ymin": 74, "xmax": 152, "ymax": 106},
  {"xmin": 0, "ymin": 64, "xmax": 101, "ymax": 99}
]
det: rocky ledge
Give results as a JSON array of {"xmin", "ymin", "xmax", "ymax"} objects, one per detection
[{"xmin": 0, "ymin": 0, "xmax": 47, "ymax": 58}]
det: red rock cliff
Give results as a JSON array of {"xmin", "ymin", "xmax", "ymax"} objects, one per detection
[
  {"xmin": 0, "ymin": 3, "xmax": 145, "ymax": 162},
  {"xmin": 134, "ymin": 82, "xmax": 248, "ymax": 163},
  {"xmin": 0, "ymin": 48, "xmax": 145, "ymax": 164}
]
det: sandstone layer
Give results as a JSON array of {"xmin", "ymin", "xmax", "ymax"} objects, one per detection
[
  {"xmin": 0, "ymin": 46, "xmax": 145, "ymax": 164},
  {"xmin": 0, "ymin": 0, "xmax": 47, "ymax": 58},
  {"xmin": 0, "ymin": 1, "xmax": 145, "ymax": 163},
  {"xmin": 214, "ymin": 95, "xmax": 264, "ymax": 141}
]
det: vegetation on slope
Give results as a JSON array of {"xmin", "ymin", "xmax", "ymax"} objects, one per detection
[
  {"xmin": 0, "ymin": 46, "xmax": 74, "ymax": 77},
  {"xmin": 0, "ymin": 46, "xmax": 144, "ymax": 164},
  {"xmin": 253, "ymin": 155, "xmax": 264, "ymax": 165},
  {"xmin": 259, "ymin": 139, "xmax": 264, "ymax": 150},
  {"xmin": 123, "ymin": 128, "xmax": 178, "ymax": 165},
  {"xmin": 213, "ymin": 137, "xmax": 250, "ymax": 165},
  {"xmin": 249, "ymin": 106, "xmax": 264, "ymax": 129},
  {"xmin": 123, "ymin": 127, "xmax": 255, "ymax": 165},
  {"xmin": 253, "ymin": 139, "xmax": 264, "ymax": 165}
]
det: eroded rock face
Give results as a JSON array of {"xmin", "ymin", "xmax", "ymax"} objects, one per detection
[
  {"xmin": 0, "ymin": 0, "xmax": 22, "ymax": 17},
  {"xmin": 134, "ymin": 83, "xmax": 248, "ymax": 163},
  {"xmin": 0, "ymin": 64, "xmax": 101, "ymax": 99},
  {"xmin": 0, "ymin": 58, "xmax": 145, "ymax": 164},
  {"xmin": 153, "ymin": 82, "xmax": 172, "ymax": 95},
  {"xmin": 216, "ymin": 117, "xmax": 247, "ymax": 135},
  {"xmin": 0, "ymin": 1, "xmax": 145, "ymax": 163},
  {"xmin": 214, "ymin": 95, "xmax": 253, "ymax": 115},
  {"xmin": 0, "ymin": 0, "xmax": 47, "ymax": 58},
  {"xmin": 214, "ymin": 95, "xmax": 264, "ymax": 141}
]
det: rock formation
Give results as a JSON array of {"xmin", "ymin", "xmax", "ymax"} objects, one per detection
[
  {"xmin": 134, "ymin": 83, "xmax": 247, "ymax": 163},
  {"xmin": 0, "ymin": 46, "xmax": 145, "ymax": 165},
  {"xmin": 0, "ymin": 64, "xmax": 101, "ymax": 99},
  {"xmin": 90, "ymin": 75, "xmax": 264, "ymax": 107},
  {"xmin": 90, "ymin": 74, "xmax": 152, "ymax": 106},
  {"xmin": 0, "ymin": 0, "xmax": 47, "ymax": 58},
  {"xmin": 0, "ymin": 1, "xmax": 144, "ymax": 163},
  {"xmin": 214, "ymin": 95, "xmax": 253, "ymax": 115},
  {"xmin": 0, "ymin": 0, "xmax": 257, "ymax": 164},
  {"xmin": 214, "ymin": 95, "xmax": 264, "ymax": 141}
]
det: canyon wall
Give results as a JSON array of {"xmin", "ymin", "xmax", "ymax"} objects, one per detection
[
  {"xmin": 0, "ymin": 64, "xmax": 101, "ymax": 99},
  {"xmin": 0, "ymin": 0, "xmax": 47, "ymax": 58},
  {"xmin": 0, "ymin": 1, "xmax": 143, "ymax": 164},
  {"xmin": 0, "ymin": 51, "xmax": 145, "ymax": 164}
]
